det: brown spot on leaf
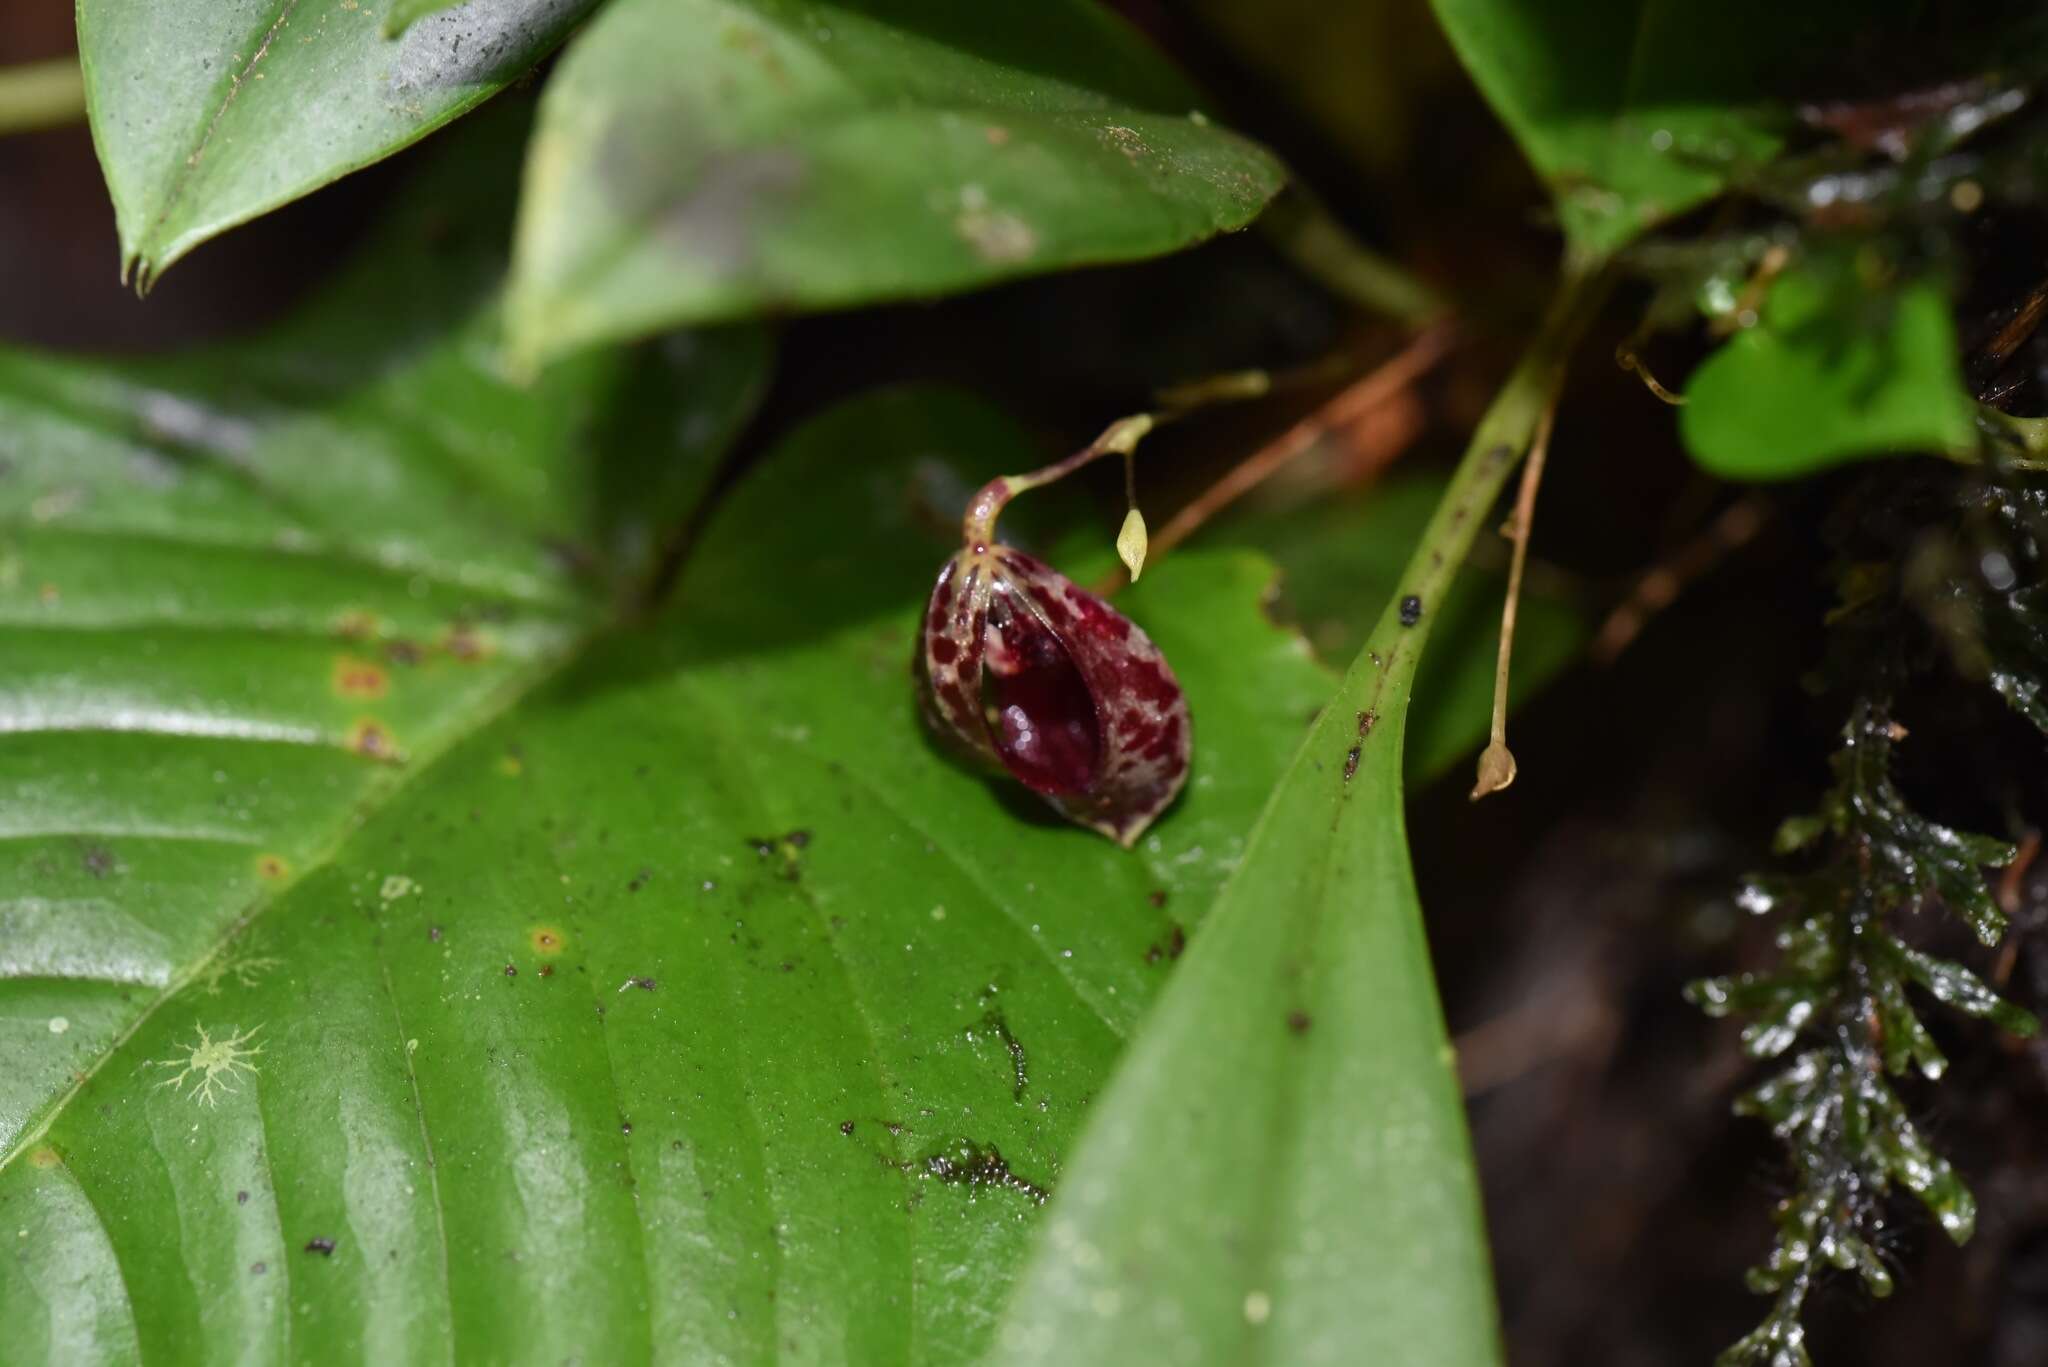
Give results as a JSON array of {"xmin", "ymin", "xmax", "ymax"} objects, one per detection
[
  {"xmin": 255, "ymin": 854, "xmax": 290, "ymax": 881},
  {"xmin": 968, "ymin": 1010, "xmax": 1030, "ymax": 1101},
  {"xmin": 1145, "ymin": 922, "xmax": 1188, "ymax": 964},
  {"xmin": 80, "ymin": 844, "xmax": 116, "ymax": 878},
  {"xmin": 921, "ymin": 1139, "xmax": 1049, "ymax": 1205},
  {"xmin": 346, "ymin": 719, "xmax": 401, "ymax": 763},
  {"xmin": 529, "ymin": 926, "xmax": 566, "ymax": 956},
  {"xmin": 440, "ymin": 623, "xmax": 491, "ymax": 662}
]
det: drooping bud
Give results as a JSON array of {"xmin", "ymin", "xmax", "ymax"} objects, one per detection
[
  {"xmin": 1116, "ymin": 508, "xmax": 1149, "ymax": 582},
  {"xmin": 918, "ymin": 543, "xmax": 1190, "ymax": 846}
]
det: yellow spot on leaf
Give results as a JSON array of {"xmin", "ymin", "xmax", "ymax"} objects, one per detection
[
  {"xmin": 27, "ymin": 1146, "xmax": 60, "ymax": 1169},
  {"xmin": 332, "ymin": 608, "xmax": 380, "ymax": 640},
  {"xmin": 255, "ymin": 853, "xmax": 290, "ymax": 880},
  {"xmin": 529, "ymin": 926, "xmax": 567, "ymax": 956},
  {"xmin": 332, "ymin": 655, "xmax": 389, "ymax": 700}
]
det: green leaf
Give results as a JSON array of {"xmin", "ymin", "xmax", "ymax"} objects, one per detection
[
  {"xmin": 983, "ymin": 269, "xmax": 1612, "ymax": 1366},
  {"xmin": 77, "ymin": 0, "xmax": 595, "ymax": 283},
  {"xmin": 505, "ymin": 0, "xmax": 1285, "ymax": 365},
  {"xmin": 1681, "ymin": 257, "xmax": 1976, "ymax": 479},
  {"xmin": 1879, "ymin": 935, "xmax": 2040, "ymax": 1038},
  {"xmin": 1428, "ymin": 0, "xmax": 1862, "ymax": 255},
  {"xmin": 987, "ymin": 538, "xmax": 1500, "ymax": 1367},
  {"xmin": 993, "ymin": 619, "xmax": 1501, "ymax": 1366},
  {"xmin": 383, "ymin": 0, "xmax": 466, "ymax": 38},
  {"xmin": 0, "ymin": 238, "xmax": 1333, "ymax": 1357},
  {"xmin": 1216, "ymin": 473, "xmax": 1586, "ymax": 784}
]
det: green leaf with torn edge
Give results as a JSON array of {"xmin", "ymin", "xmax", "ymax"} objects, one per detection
[
  {"xmin": 77, "ymin": 0, "xmax": 595, "ymax": 284},
  {"xmin": 506, "ymin": 0, "xmax": 1285, "ymax": 366},
  {"xmin": 1681, "ymin": 257, "xmax": 1976, "ymax": 480}
]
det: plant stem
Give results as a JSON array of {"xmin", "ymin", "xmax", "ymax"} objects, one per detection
[
  {"xmin": 0, "ymin": 59, "xmax": 86, "ymax": 136},
  {"xmin": 1145, "ymin": 320, "xmax": 1456, "ymax": 564},
  {"xmin": 962, "ymin": 413, "xmax": 1157, "ymax": 547},
  {"xmin": 964, "ymin": 341, "xmax": 1397, "ymax": 552},
  {"xmin": 1261, "ymin": 188, "xmax": 1445, "ymax": 325},
  {"xmin": 1472, "ymin": 399, "xmax": 1556, "ymax": 800},
  {"xmin": 1361, "ymin": 256, "xmax": 1609, "ymax": 699}
]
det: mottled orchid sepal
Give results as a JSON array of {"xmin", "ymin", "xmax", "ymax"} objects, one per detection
[{"xmin": 918, "ymin": 542, "xmax": 1190, "ymax": 846}]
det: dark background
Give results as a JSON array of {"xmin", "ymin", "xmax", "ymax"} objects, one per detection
[{"xmin": 8, "ymin": 3, "xmax": 2047, "ymax": 1363}]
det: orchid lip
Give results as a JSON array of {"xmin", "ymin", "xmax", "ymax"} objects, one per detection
[
  {"xmin": 918, "ymin": 545, "xmax": 1190, "ymax": 845},
  {"xmin": 983, "ymin": 580, "xmax": 1101, "ymax": 794}
]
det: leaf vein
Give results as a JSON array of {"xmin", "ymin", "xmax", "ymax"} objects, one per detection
[{"xmin": 0, "ymin": 637, "xmax": 587, "ymax": 1173}]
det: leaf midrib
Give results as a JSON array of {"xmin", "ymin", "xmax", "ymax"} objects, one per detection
[
  {"xmin": 127, "ymin": 0, "xmax": 304, "ymax": 277},
  {"xmin": 1223, "ymin": 646, "xmax": 1413, "ymax": 1364},
  {"xmin": 370, "ymin": 938, "xmax": 456, "ymax": 1364}
]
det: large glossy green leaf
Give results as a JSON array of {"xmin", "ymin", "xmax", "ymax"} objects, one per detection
[
  {"xmin": 505, "ymin": 0, "xmax": 1285, "ymax": 366},
  {"xmin": 1680, "ymin": 256, "xmax": 1975, "ymax": 479},
  {"xmin": 1427, "ymin": 0, "xmax": 1865, "ymax": 255},
  {"xmin": 0, "ymin": 276, "xmax": 1333, "ymax": 1361},
  {"xmin": 0, "ymin": 104, "xmax": 771, "ymax": 1166},
  {"xmin": 78, "ymin": 0, "xmax": 594, "ymax": 283}
]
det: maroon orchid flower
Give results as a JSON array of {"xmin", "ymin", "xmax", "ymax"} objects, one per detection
[{"xmin": 916, "ymin": 421, "xmax": 1191, "ymax": 846}]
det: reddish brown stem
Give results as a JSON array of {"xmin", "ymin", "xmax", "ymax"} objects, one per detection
[{"xmin": 1144, "ymin": 321, "xmax": 1457, "ymax": 562}]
